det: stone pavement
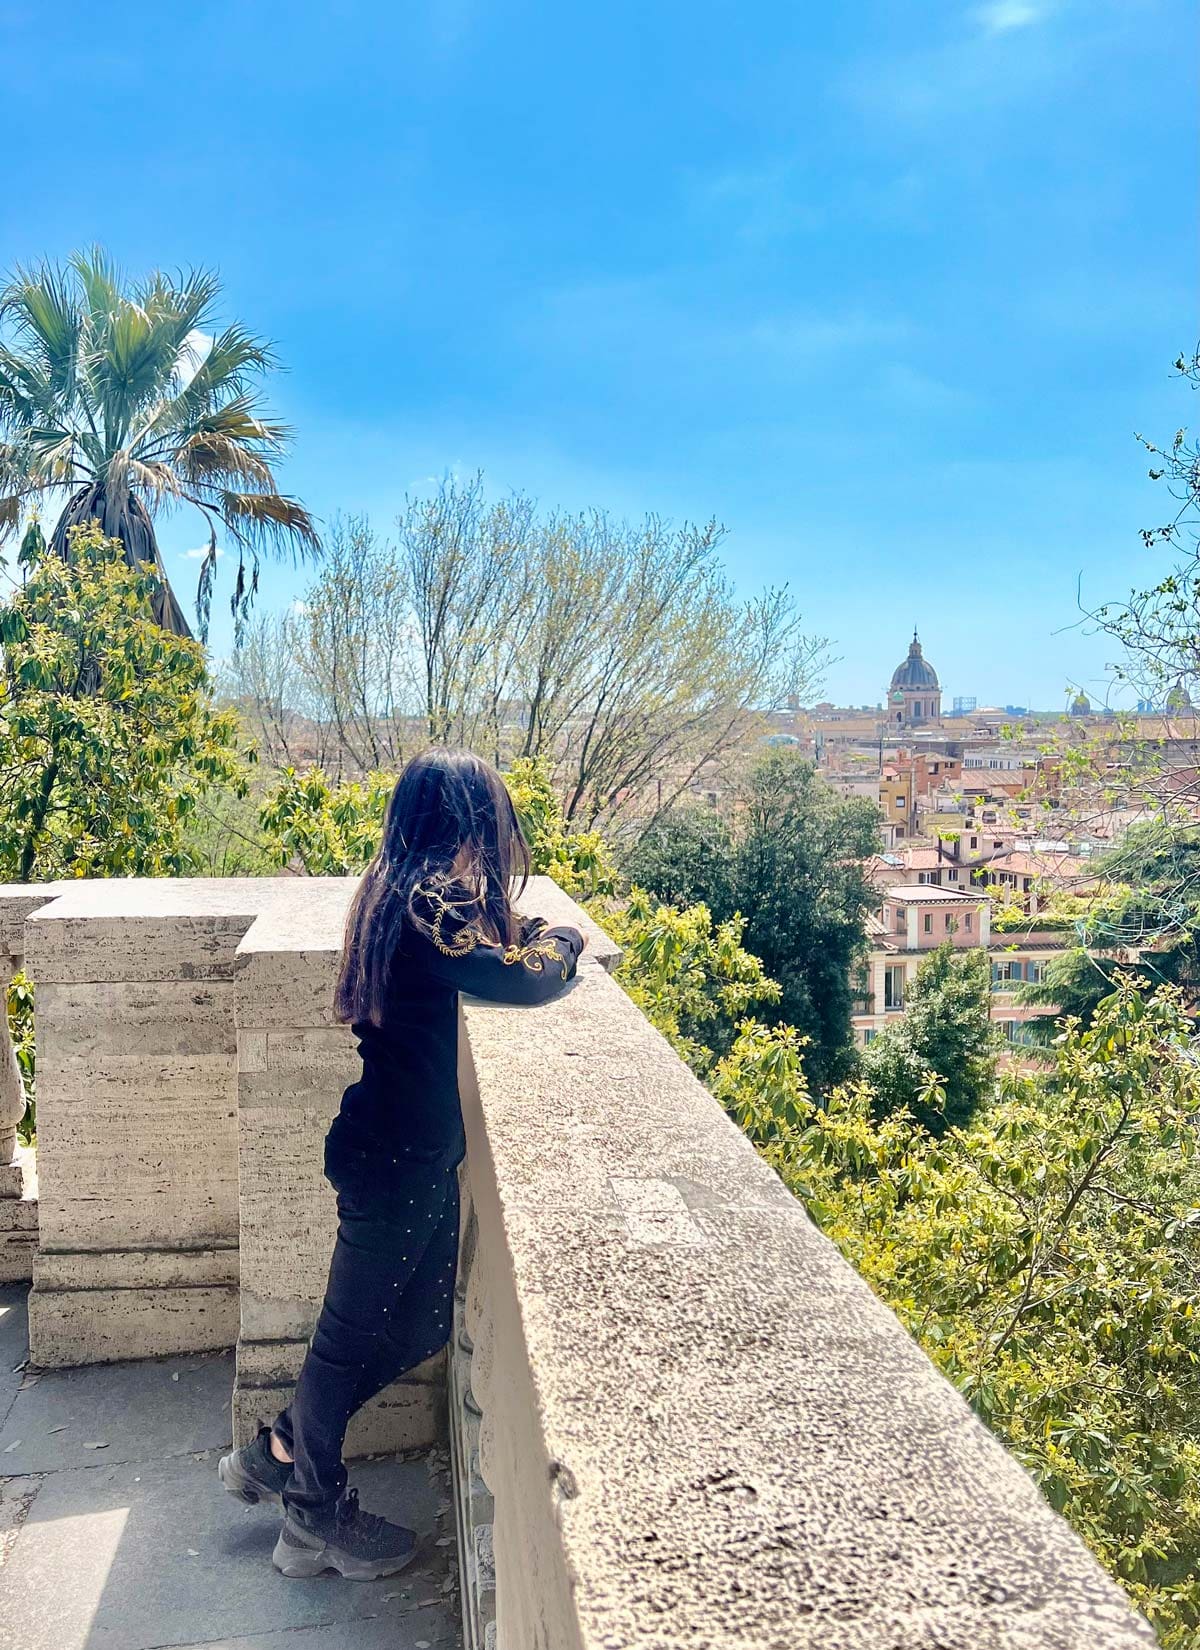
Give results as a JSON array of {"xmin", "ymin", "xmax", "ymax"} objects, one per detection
[{"xmin": 0, "ymin": 1286, "xmax": 461, "ymax": 1650}]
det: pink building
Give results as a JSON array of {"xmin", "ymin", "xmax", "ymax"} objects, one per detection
[{"xmin": 853, "ymin": 885, "xmax": 1063, "ymax": 1050}]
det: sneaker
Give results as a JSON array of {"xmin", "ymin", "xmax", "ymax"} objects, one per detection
[
  {"xmin": 217, "ymin": 1426, "xmax": 292, "ymax": 1508},
  {"xmin": 272, "ymin": 1487, "xmax": 418, "ymax": 1581}
]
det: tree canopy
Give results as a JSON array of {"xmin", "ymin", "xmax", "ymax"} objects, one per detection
[
  {"xmin": 0, "ymin": 248, "xmax": 318, "ymax": 637},
  {"xmin": 0, "ymin": 522, "xmax": 249, "ymax": 879},
  {"xmin": 625, "ymin": 751, "xmax": 880, "ymax": 1088},
  {"xmin": 863, "ymin": 943, "xmax": 1000, "ymax": 1132},
  {"xmin": 225, "ymin": 478, "xmax": 828, "ymax": 823}
]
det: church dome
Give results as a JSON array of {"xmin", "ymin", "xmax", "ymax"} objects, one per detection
[{"xmin": 890, "ymin": 631, "xmax": 939, "ymax": 692}]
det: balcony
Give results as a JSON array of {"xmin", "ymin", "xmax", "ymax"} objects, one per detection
[{"xmin": 0, "ymin": 877, "xmax": 1152, "ymax": 1649}]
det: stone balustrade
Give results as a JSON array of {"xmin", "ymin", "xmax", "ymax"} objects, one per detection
[{"xmin": 6, "ymin": 876, "xmax": 1153, "ymax": 1648}]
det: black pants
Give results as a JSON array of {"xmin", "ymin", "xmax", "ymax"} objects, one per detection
[{"xmin": 274, "ymin": 1163, "xmax": 460, "ymax": 1510}]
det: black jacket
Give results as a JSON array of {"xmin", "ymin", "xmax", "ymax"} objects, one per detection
[{"xmin": 325, "ymin": 893, "xmax": 584, "ymax": 1187}]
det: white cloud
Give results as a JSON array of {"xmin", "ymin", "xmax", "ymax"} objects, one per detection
[
  {"xmin": 975, "ymin": 1, "xmax": 1045, "ymax": 33},
  {"xmin": 174, "ymin": 329, "xmax": 213, "ymax": 390},
  {"xmin": 180, "ymin": 545, "xmax": 223, "ymax": 561}
]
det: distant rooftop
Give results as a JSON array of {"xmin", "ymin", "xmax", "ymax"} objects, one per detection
[{"xmin": 885, "ymin": 884, "xmax": 979, "ymax": 902}]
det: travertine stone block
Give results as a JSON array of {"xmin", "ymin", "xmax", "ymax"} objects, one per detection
[
  {"xmin": 0, "ymin": 1142, "xmax": 37, "ymax": 1284},
  {"xmin": 233, "ymin": 1369, "xmax": 444, "ymax": 1456},
  {"xmin": 0, "ymin": 884, "xmax": 68, "ymax": 957},
  {"xmin": 29, "ymin": 1283, "xmax": 237, "ymax": 1366},
  {"xmin": 24, "ymin": 882, "xmax": 268, "ymax": 1366},
  {"xmin": 34, "ymin": 1245, "xmax": 237, "ymax": 1293}
]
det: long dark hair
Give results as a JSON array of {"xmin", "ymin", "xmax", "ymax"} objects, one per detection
[{"xmin": 335, "ymin": 748, "xmax": 531, "ymax": 1025}]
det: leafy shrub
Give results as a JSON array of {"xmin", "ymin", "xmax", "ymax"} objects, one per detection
[
  {"xmin": 0, "ymin": 523, "xmax": 250, "ymax": 880},
  {"xmin": 749, "ymin": 982, "xmax": 1200, "ymax": 1646}
]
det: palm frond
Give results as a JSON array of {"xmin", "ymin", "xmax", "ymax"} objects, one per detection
[
  {"xmin": 0, "ymin": 344, "xmax": 56, "ymax": 430},
  {"xmin": 0, "ymin": 261, "xmax": 83, "ymax": 403},
  {"xmin": 175, "ymin": 430, "xmax": 276, "ymax": 489},
  {"xmin": 125, "ymin": 456, "xmax": 186, "ymax": 505},
  {"xmin": 218, "ymin": 490, "xmax": 321, "ymax": 560}
]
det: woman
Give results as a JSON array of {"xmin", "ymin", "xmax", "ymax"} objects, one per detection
[{"xmin": 218, "ymin": 749, "xmax": 584, "ymax": 1579}]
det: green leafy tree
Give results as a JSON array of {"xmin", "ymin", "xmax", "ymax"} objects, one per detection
[
  {"xmin": 730, "ymin": 751, "xmax": 880, "ymax": 1089},
  {"xmin": 743, "ymin": 982, "xmax": 1200, "ymax": 1646},
  {"xmin": 0, "ymin": 248, "xmax": 319, "ymax": 638},
  {"xmin": 621, "ymin": 806, "xmax": 736, "ymax": 917},
  {"xmin": 258, "ymin": 755, "xmax": 619, "ymax": 898},
  {"xmin": 863, "ymin": 944, "xmax": 1000, "ymax": 1132},
  {"xmin": 7, "ymin": 971, "xmax": 33, "ymax": 1142},
  {"xmin": 0, "ymin": 522, "xmax": 250, "ymax": 879},
  {"xmin": 627, "ymin": 755, "xmax": 880, "ymax": 1088},
  {"xmin": 258, "ymin": 767, "xmax": 396, "ymax": 876},
  {"xmin": 504, "ymin": 757, "xmax": 617, "ymax": 898},
  {"xmin": 602, "ymin": 888, "xmax": 780, "ymax": 1072},
  {"xmin": 709, "ymin": 1017, "xmax": 812, "ymax": 1146}
]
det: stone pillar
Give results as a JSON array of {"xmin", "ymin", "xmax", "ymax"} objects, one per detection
[
  {"xmin": 25, "ymin": 882, "xmax": 262, "ymax": 1366},
  {"xmin": 230, "ymin": 884, "xmax": 444, "ymax": 1452}
]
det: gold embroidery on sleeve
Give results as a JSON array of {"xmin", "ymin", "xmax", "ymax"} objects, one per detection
[
  {"xmin": 421, "ymin": 883, "xmax": 488, "ymax": 957},
  {"xmin": 502, "ymin": 935, "xmax": 569, "ymax": 980}
]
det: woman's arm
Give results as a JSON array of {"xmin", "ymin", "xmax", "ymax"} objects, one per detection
[{"xmin": 410, "ymin": 885, "xmax": 585, "ymax": 1005}]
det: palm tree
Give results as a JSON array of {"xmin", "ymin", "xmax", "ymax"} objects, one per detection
[{"xmin": 0, "ymin": 248, "xmax": 319, "ymax": 637}]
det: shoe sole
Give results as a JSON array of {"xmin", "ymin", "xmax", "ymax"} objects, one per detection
[
  {"xmin": 272, "ymin": 1528, "xmax": 418, "ymax": 1581},
  {"xmin": 218, "ymin": 1450, "xmax": 284, "ymax": 1508}
]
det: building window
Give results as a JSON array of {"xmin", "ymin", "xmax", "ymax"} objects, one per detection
[
  {"xmin": 884, "ymin": 965, "xmax": 905, "ymax": 1011},
  {"xmin": 863, "ymin": 1029, "xmax": 877, "ymax": 1045},
  {"xmin": 923, "ymin": 913, "xmax": 932, "ymax": 933},
  {"xmin": 970, "ymin": 835, "xmax": 978, "ymax": 849},
  {"xmin": 1001, "ymin": 1019, "xmax": 1038, "ymax": 1046},
  {"xmin": 964, "ymin": 912, "xmax": 972, "ymax": 932},
  {"xmin": 948, "ymin": 868, "xmax": 958, "ymax": 882}
]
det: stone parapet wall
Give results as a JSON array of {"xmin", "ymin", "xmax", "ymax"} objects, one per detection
[
  {"xmin": 6, "ymin": 875, "xmax": 1154, "ymax": 1645},
  {"xmin": 455, "ymin": 951, "xmax": 1153, "ymax": 1649}
]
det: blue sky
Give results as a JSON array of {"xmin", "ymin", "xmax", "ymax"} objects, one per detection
[{"xmin": 2, "ymin": 0, "xmax": 1194, "ymax": 710}]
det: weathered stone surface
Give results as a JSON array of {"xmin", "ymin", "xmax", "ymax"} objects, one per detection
[
  {"xmin": 0, "ymin": 882, "xmax": 68, "ymax": 958},
  {"xmin": 25, "ymin": 885, "xmax": 265, "ymax": 1365},
  {"xmin": 0, "ymin": 1344, "xmax": 232, "ymax": 1473},
  {"xmin": 459, "ymin": 963, "xmax": 1154, "ymax": 1650},
  {"xmin": 34, "ymin": 1245, "xmax": 237, "ymax": 1292},
  {"xmin": 29, "ymin": 1283, "xmax": 239, "ymax": 1367},
  {"xmin": 0, "ymin": 1196, "xmax": 37, "ymax": 1287},
  {"xmin": 0, "ymin": 1145, "xmax": 37, "ymax": 1285},
  {"xmin": 234, "ymin": 1372, "xmax": 445, "ymax": 1458}
]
